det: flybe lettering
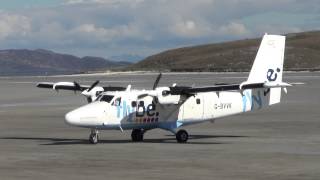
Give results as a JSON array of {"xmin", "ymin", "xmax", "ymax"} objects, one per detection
[
  {"xmin": 136, "ymin": 104, "xmax": 157, "ymax": 117},
  {"xmin": 117, "ymin": 100, "xmax": 132, "ymax": 119},
  {"xmin": 117, "ymin": 100, "xmax": 160, "ymax": 123},
  {"xmin": 135, "ymin": 103, "xmax": 159, "ymax": 123}
]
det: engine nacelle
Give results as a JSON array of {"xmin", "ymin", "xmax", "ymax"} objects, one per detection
[
  {"xmin": 81, "ymin": 86, "xmax": 104, "ymax": 102},
  {"xmin": 156, "ymin": 87, "xmax": 181, "ymax": 105}
]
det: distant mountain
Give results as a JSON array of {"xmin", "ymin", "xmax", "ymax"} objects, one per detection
[
  {"xmin": 110, "ymin": 54, "xmax": 145, "ymax": 62},
  {"xmin": 128, "ymin": 31, "xmax": 320, "ymax": 72},
  {"xmin": 0, "ymin": 49, "xmax": 131, "ymax": 76}
]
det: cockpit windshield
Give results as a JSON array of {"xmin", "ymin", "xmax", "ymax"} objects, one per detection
[{"xmin": 99, "ymin": 95, "xmax": 114, "ymax": 103}]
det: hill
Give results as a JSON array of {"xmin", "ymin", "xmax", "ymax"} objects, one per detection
[
  {"xmin": 128, "ymin": 31, "xmax": 320, "ymax": 72},
  {"xmin": 0, "ymin": 49, "xmax": 131, "ymax": 76}
]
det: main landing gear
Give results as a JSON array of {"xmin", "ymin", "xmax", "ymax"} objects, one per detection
[
  {"xmin": 89, "ymin": 129, "xmax": 99, "ymax": 144},
  {"xmin": 131, "ymin": 129, "xmax": 144, "ymax": 142},
  {"xmin": 130, "ymin": 128, "xmax": 189, "ymax": 143},
  {"xmin": 175, "ymin": 129, "xmax": 189, "ymax": 143},
  {"xmin": 88, "ymin": 128, "xmax": 189, "ymax": 144}
]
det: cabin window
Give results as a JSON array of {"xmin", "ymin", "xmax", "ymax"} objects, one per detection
[
  {"xmin": 112, "ymin": 97, "xmax": 121, "ymax": 106},
  {"xmin": 196, "ymin": 98, "xmax": 201, "ymax": 105},
  {"xmin": 139, "ymin": 101, "xmax": 144, "ymax": 107},
  {"xmin": 131, "ymin": 101, "xmax": 137, "ymax": 107},
  {"xmin": 100, "ymin": 95, "xmax": 114, "ymax": 103}
]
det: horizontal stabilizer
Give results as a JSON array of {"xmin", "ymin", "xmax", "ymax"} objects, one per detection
[
  {"xmin": 240, "ymin": 81, "xmax": 292, "ymax": 89},
  {"xmin": 288, "ymin": 82, "xmax": 305, "ymax": 85},
  {"xmin": 263, "ymin": 82, "xmax": 292, "ymax": 88}
]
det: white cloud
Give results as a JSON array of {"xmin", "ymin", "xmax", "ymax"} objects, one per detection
[
  {"xmin": 219, "ymin": 22, "xmax": 249, "ymax": 36},
  {"xmin": 0, "ymin": 13, "xmax": 31, "ymax": 40},
  {"xmin": 0, "ymin": 0, "xmax": 318, "ymax": 59},
  {"xmin": 65, "ymin": 0, "xmax": 85, "ymax": 4},
  {"xmin": 171, "ymin": 20, "xmax": 198, "ymax": 37},
  {"xmin": 170, "ymin": 20, "xmax": 216, "ymax": 38},
  {"xmin": 255, "ymin": 25, "xmax": 302, "ymax": 35},
  {"xmin": 70, "ymin": 23, "xmax": 143, "ymax": 43},
  {"xmin": 64, "ymin": 0, "xmax": 145, "ymax": 5}
]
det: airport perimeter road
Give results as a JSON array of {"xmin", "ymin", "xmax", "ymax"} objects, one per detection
[{"xmin": 0, "ymin": 72, "xmax": 319, "ymax": 180}]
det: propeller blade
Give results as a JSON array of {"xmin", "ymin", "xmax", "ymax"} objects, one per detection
[
  {"xmin": 88, "ymin": 80, "xmax": 100, "ymax": 92},
  {"xmin": 73, "ymin": 81, "xmax": 82, "ymax": 91},
  {"xmin": 153, "ymin": 73, "xmax": 162, "ymax": 90}
]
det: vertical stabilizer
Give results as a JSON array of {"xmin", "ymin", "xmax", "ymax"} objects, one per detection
[
  {"xmin": 248, "ymin": 34, "xmax": 285, "ymax": 83},
  {"xmin": 247, "ymin": 34, "xmax": 286, "ymax": 105}
]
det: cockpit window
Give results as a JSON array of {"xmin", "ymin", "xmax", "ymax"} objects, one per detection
[
  {"xmin": 99, "ymin": 95, "xmax": 114, "ymax": 103},
  {"xmin": 112, "ymin": 97, "xmax": 121, "ymax": 106}
]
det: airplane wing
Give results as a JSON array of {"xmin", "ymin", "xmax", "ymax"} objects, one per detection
[
  {"xmin": 102, "ymin": 86, "xmax": 127, "ymax": 91},
  {"xmin": 166, "ymin": 82, "xmax": 291, "ymax": 96},
  {"xmin": 37, "ymin": 82, "xmax": 89, "ymax": 91},
  {"xmin": 37, "ymin": 82, "xmax": 126, "ymax": 91},
  {"xmin": 36, "ymin": 82, "xmax": 54, "ymax": 89},
  {"xmin": 167, "ymin": 84, "xmax": 242, "ymax": 95}
]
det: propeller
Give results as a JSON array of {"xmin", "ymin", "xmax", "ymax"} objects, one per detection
[
  {"xmin": 73, "ymin": 81, "xmax": 82, "ymax": 92},
  {"xmin": 87, "ymin": 80, "xmax": 100, "ymax": 92},
  {"xmin": 153, "ymin": 73, "xmax": 162, "ymax": 90}
]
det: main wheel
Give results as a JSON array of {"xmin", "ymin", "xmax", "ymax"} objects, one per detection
[
  {"xmin": 89, "ymin": 133, "xmax": 99, "ymax": 144},
  {"xmin": 131, "ymin": 129, "xmax": 144, "ymax": 142},
  {"xmin": 176, "ymin": 129, "xmax": 188, "ymax": 143}
]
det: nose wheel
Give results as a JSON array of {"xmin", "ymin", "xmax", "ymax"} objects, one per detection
[
  {"xmin": 176, "ymin": 129, "xmax": 189, "ymax": 143},
  {"xmin": 89, "ymin": 129, "xmax": 99, "ymax": 144},
  {"xmin": 131, "ymin": 129, "xmax": 144, "ymax": 142}
]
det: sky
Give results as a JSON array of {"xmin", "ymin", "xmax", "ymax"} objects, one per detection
[{"xmin": 0, "ymin": 0, "xmax": 319, "ymax": 61}]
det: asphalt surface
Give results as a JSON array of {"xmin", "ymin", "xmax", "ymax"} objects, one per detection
[{"xmin": 0, "ymin": 72, "xmax": 319, "ymax": 180}]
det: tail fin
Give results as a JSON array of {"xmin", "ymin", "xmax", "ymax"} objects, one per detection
[
  {"xmin": 248, "ymin": 34, "xmax": 286, "ymax": 83},
  {"xmin": 247, "ymin": 34, "xmax": 286, "ymax": 105}
]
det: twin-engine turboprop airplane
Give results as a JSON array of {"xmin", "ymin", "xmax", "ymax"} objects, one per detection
[{"xmin": 37, "ymin": 34, "xmax": 292, "ymax": 144}]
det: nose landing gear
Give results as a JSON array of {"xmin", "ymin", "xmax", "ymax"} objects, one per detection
[{"xmin": 89, "ymin": 129, "xmax": 99, "ymax": 144}]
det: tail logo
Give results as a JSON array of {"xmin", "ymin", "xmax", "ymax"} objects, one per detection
[{"xmin": 267, "ymin": 68, "xmax": 280, "ymax": 81}]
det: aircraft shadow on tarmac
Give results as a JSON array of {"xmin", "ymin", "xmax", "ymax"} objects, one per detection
[{"xmin": 1, "ymin": 135, "xmax": 248, "ymax": 145}]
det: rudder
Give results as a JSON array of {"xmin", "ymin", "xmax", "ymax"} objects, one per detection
[{"xmin": 247, "ymin": 34, "xmax": 286, "ymax": 105}]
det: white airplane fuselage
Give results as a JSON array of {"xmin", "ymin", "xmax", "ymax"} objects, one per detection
[{"xmin": 65, "ymin": 87, "xmax": 273, "ymax": 131}]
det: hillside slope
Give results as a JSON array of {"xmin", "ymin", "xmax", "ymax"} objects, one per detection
[
  {"xmin": 0, "ymin": 49, "xmax": 131, "ymax": 76},
  {"xmin": 128, "ymin": 31, "xmax": 320, "ymax": 72}
]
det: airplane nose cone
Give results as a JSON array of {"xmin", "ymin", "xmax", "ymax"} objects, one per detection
[
  {"xmin": 65, "ymin": 110, "xmax": 80, "ymax": 125},
  {"xmin": 64, "ymin": 102, "xmax": 107, "ymax": 127}
]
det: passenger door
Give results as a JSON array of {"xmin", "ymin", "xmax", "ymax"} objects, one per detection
[{"xmin": 183, "ymin": 95, "xmax": 203, "ymax": 120}]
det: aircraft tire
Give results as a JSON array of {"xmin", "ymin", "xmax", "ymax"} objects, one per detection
[
  {"xmin": 131, "ymin": 129, "xmax": 144, "ymax": 142},
  {"xmin": 89, "ymin": 133, "xmax": 99, "ymax": 144},
  {"xmin": 176, "ymin": 129, "xmax": 188, "ymax": 143}
]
